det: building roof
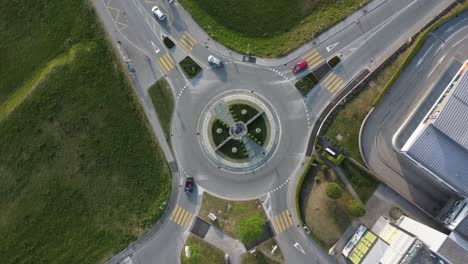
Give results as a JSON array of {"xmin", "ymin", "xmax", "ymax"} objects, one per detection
[
  {"xmin": 455, "ymin": 214, "xmax": 468, "ymax": 241},
  {"xmin": 406, "ymin": 62, "xmax": 468, "ymax": 197},
  {"xmin": 433, "ymin": 72, "xmax": 468, "ymax": 150},
  {"xmin": 407, "ymin": 125, "xmax": 468, "ymax": 197}
]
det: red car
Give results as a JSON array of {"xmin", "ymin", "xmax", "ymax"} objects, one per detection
[{"xmin": 292, "ymin": 60, "xmax": 308, "ymax": 73}]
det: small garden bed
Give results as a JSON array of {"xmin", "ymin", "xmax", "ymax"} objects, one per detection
[
  {"xmin": 229, "ymin": 103, "xmax": 259, "ymax": 123},
  {"xmin": 211, "ymin": 119, "xmax": 230, "ymax": 146},
  {"xmin": 295, "ymin": 73, "xmax": 319, "ymax": 96},
  {"xmin": 163, "ymin": 37, "xmax": 175, "ymax": 49},
  {"xmin": 328, "ymin": 56, "xmax": 341, "ymax": 68},
  {"xmin": 247, "ymin": 114, "xmax": 268, "ymax": 146},
  {"xmin": 180, "ymin": 56, "xmax": 202, "ymax": 78},
  {"xmin": 218, "ymin": 139, "xmax": 249, "ymax": 160}
]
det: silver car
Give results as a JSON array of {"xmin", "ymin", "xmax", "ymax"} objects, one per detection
[
  {"xmin": 208, "ymin": 55, "xmax": 223, "ymax": 67},
  {"xmin": 151, "ymin": 6, "xmax": 166, "ymax": 21}
]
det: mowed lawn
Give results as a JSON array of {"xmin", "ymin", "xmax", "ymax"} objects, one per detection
[
  {"xmin": 0, "ymin": 1, "xmax": 171, "ymax": 263},
  {"xmin": 179, "ymin": 0, "xmax": 368, "ymax": 57}
]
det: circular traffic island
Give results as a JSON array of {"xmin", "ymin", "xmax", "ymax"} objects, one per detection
[{"xmin": 201, "ymin": 93, "xmax": 276, "ymax": 172}]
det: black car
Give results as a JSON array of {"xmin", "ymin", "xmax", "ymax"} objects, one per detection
[{"xmin": 185, "ymin": 177, "xmax": 194, "ymax": 194}]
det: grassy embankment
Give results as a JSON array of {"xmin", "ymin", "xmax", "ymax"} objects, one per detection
[
  {"xmin": 179, "ymin": 0, "xmax": 368, "ymax": 57},
  {"xmin": 0, "ymin": 1, "xmax": 171, "ymax": 263},
  {"xmin": 148, "ymin": 78, "xmax": 174, "ymax": 145}
]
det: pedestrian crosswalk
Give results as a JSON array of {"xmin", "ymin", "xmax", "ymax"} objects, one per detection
[
  {"xmin": 302, "ymin": 49, "xmax": 324, "ymax": 70},
  {"xmin": 322, "ymin": 72, "xmax": 344, "ymax": 95},
  {"xmin": 170, "ymin": 205, "xmax": 193, "ymax": 228},
  {"xmin": 178, "ymin": 32, "xmax": 197, "ymax": 53},
  {"xmin": 157, "ymin": 53, "xmax": 176, "ymax": 74},
  {"xmin": 271, "ymin": 210, "xmax": 293, "ymax": 235}
]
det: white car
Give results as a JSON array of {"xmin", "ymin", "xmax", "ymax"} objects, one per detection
[
  {"xmin": 208, "ymin": 55, "xmax": 223, "ymax": 67},
  {"xmin": 151, "ymin": 6, "xmax": 166, "ymax": 21}
]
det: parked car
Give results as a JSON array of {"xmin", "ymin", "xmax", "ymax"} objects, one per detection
[
  {"xmin": 291, "ymin": 60, "xmax": 308, "ymax": 73},
  {"xmin": 185, "ymin": 177, "xmax": 194, "ymax": 194},
  {"xmin": 208, "ymin": 55, "xmax": 223, "ymax": 67},
  {"xmin": 151, "ymin": 6, "xmax": 166, "ymax": 21}
]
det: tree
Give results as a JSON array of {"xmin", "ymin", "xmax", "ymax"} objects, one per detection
[
  {"xmin": 347, "ymin": 200, "xmax": 366, "ymax": 217},
  {"xmin": 237, "ymin": 213, "xmax": 264, "ymax": 244},
  {"xmin": 325, "ymin": 182, "xmax": 343, "ymax": 200}
]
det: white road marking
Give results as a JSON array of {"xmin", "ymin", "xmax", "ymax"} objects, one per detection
[
  {"xmin": 151, "ymin": 41, "xmax": 160, "ymax": 54},
  {"xmin": 427, "ymin": 55, "xmax": 446, "ymax": 77},
  {"xmin": 326, "ymin": 42, "xmax": 340, "ymax": 52},
  {"xmin": 341, "ymin": 0, "xmax": 419, "ymax": 56},
  {"xmin": 445, "ymin": 17, "xmax": 468, "ymax": 33},
  {"xmin": 416, "ymin": 44, "xmax": 433, "ymax": 67},
  {"xmin": 451, "ymin": 35, "xmax": 468, "ymax": 48},
  {"xmin": 294, "ymin": 242, "xmax": 306, "ymax": 254}
]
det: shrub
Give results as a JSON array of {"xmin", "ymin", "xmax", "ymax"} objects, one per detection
[
  {"xmin": 347, "ymin": 200, "xmax": 366, "ymax": 217},
  {"xmin": 295, "ymin": 73, "xmax": 319, "ymax": 96},
  {"xmin": 325, "ymin": 182, "xmax": 343, "ymax": 200},
  {"xmin": 179, "ymin": 56, "xmax": 202, "ymax": 79},
  {"xmin": 314, "ymin": 176, "xmax": 321, "ymax": 184},
  {"xmin": 237, "ymin": 213, "xmax": 264, "ymax": 244},
  {"xmin": 163, "ymin": 37, "xmax": 175, "ymax": 49},
  {"xmin": 328, "ymin": 56, "xmax": 341, "ymax": 68}
]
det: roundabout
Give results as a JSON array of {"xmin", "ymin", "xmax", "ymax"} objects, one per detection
[
  {"xmin": 200, "ymin": 91, "xmax": 279, "ymax": 172},
  {"xmin": 171, "ymin": 62, "xmax": 310, "ymax": 200}
]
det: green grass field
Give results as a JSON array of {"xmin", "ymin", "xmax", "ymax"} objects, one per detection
[
  {"xmin": 179, "ymin": 0, "xmax": 368, "ymax": 57},
  {"xmin": 148, "ymin": 78, "xmax": 174, "ymax": 145},
  {"xmin": 0, "ymin": 1, "xmax": 171, "ymax": 263}
]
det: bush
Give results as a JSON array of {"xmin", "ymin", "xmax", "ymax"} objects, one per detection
[
  {"xmin": 163, "ymin": 37, "xmax": 175, "ymax": 49},
  {"xmin": 347, "ymin": 200, "xmax": 366, "ymax": 217},
  {"xmin": 179, "ymin": 56, "xmax": 202, "ymax": 79},
  {"xmin": 314, "ymin": 176, "xmax": 321, "ymax": 184},
  {"xmin": 328, "ymin": 56, "xmax": 341, "ymax": 68},
  {"xmin": 295, "ymin": 73, "xmax": 319, "ymax": 96},
  {"xmin": 325, "ymin": 182, "xmax": 343, "ymax": 200},
  {"xmin": 237, "ymin": 213, "xmax": 264, "ymax": 244}
]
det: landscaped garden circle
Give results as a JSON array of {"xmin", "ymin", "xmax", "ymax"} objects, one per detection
[
  {"xmin": 210, "ymin": 101, "xmax": 270, "ymax": 161},
  {"xmin": 199, "ymin": 91, "xmax": 279, "ymax": 172}
]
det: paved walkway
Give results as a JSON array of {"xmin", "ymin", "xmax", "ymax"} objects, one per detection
[{"xmin": 202, "ymin": 226, "xmax": 246, "ymax": 264}]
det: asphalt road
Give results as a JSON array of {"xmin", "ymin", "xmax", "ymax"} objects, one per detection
[
  {"xmin": 361, "ymin": 12, "xmax": 468, "ymax": 217},
  {"xmin": 90, "ymin": 0, "xmax": 459, "ymax": 263}
]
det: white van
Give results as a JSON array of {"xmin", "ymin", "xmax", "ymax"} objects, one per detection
[{"xmin": 151, "ymin": 6, "xmax": 166, "ymax": 21}]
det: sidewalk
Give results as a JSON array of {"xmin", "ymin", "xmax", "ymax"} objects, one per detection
[{"xmin": 202, "ymin": 226, "xmax": 246, "ymax": 264}]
